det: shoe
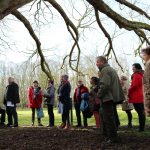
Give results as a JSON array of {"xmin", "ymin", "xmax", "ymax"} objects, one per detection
[
  {"xmin": 6, "ymin": 123, "xmax": 13, "ymax": 127},
  {"xmin": 84, "ymin": 125, "xmax": 88, "ymax": 128},
  {"xmin": 106, "ymin": 138, "xmax": 119, "ymax": 144},
  {"xmin": 31, "ymin": 122, "xmax": 34, "ymax": 126},
  {"xmin": 12, "ymin": 124, "xmax": 18, "ymax": 128},
  {"xmin": 76, "ymin": 125, "xmax": 82, "ymax": 128},
  {"xmin": 58, "ymin": 123, "xmax": 66, "ymax": 129},
  {"xmin": 38, "ymin": 123, "xmax": 43, "ymax": 127},
  {"xmin": 127, "ymin": 123, "xmax": 133, "ymax": 128}
]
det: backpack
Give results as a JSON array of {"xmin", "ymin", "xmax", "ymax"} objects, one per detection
[
  {"xmin": 80, "ymin": 99, "xmax": 88, "ymax": 112},
  {"xmin": 80, "ymin": 93, "xmax": 93, "ymax": 118}
]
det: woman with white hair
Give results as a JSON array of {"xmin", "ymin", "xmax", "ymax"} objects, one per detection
[{"xmin": 120, "ymin": 75, "xmax": 133, "ymax": 128}]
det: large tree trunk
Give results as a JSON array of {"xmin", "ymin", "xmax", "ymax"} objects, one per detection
[{"xmin": 0, "ymin": 0, "xmax": 33, "ymax": 20}]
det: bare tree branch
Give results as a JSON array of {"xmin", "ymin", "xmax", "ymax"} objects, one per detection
[
  {"xmin": 86, "ymin": 0, "xmax": 150, "ymax": 31},
  {"xmin": 115, "ymin": 0, "xmax": 150, "ymax": 20},
  {"xmin": 45, "ymin": 0, "xmax": 81, "ymax": 74},
  {"xmin": 95, "ymin": 8, "xmax": 123, "ymax": 71},
  {"xmin": 11, "ymin": 10, "xmax": 53, "ymax": 79}
]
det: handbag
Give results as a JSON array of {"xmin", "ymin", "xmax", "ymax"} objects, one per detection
[
  {"xmin": 122, "ymin": 100, "xmax": 134, "ymax": 111},
  {"xmin": 37, "ymin": 107, "xmax": 44, "ymax": 118}
]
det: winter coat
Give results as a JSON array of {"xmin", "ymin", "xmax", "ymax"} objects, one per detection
[
  {"xmin": 143, "ymin": 60, "xmax": 150, "ymax": 109},
  {"xmin": 44, "ymin": 85, "xmax": 55, "ymax": 105},
  {"xmin": 74, "ymin": 85, "xmax": 89, "ymax": 103},
  {"xmin": 128, "ymin": 70, "xmax": 144, "ymax": 103},
  {"xmin": 97, "ymin": 64, "xmax": 125, "ymax": 104},
  {"xmin": 58, "ymin": 81, "xmax": 71, "ymax": 104},
  {"xmin": 121, "ymin": 81, "xmax": 130, "ymax": 101},
  {"xmin": 4, "ymin": 82, "xmax": 20, "ymax": 105},
  {"xmin": 28, "ymin": 86, "xmax": 43, "ymax": 108},
  {"xmin": 89, "ymin": 85, "xmax": 100, "ymax": 112}
]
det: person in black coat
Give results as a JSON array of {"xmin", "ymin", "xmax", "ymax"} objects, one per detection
[
  {"xmin": 0, "ymin": 107, "xmax": 5, "ymax": 126},
  {"xmin": 58, "ymin": 75, "xmax": 71, "ymax": 129},
  {"xmin": 4, "ymin": 77, "xmax": 20, "ymax": 127}
]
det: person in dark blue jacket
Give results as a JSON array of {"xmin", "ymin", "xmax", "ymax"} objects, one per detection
[{"xmin": 58, "ymin": 75, "xmax": 71, "ymax": 129}]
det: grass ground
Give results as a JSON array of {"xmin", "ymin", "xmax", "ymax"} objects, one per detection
[{"xmin": 17, "ymin": 106, "xmax": 150, "ymax": 127}]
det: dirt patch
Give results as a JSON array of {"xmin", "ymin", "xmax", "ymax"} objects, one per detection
[{"xmin": 0, "ymin": 126, "xmax": 150, "ymax": 150}]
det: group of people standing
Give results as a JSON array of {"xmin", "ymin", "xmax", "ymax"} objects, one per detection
[{"xmin": 0, "ymin": 46, "xmax": 150, "ymax": 143}]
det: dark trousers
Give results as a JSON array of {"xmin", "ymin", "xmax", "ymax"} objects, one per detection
[
  {"xmin": 47, "ymin": 104, "xmax": 54, "ymax": 126},
  {"xmin": 62, "ymin": 103, "xmax": 70, "ymax": 125},
  {"xmin": 75, "ymin": 102, "xmax": 87, "ymax": 127},
  {"xmin": 101, "ymin": 101, "xmax": 117, "ymax": 140},
  {"xmin": 125, "ymin": 110, "xmax": 132, "ymax": 125},
  {"xmin": 6, "ymin": 106, "xmax": 18, "ymax": 125},
  {"xmin": 133, "ymin": 103, "xmax": 145, "ymax": 130},
  {"xmin": 32, "ymin": 108, "xmax": 41, "ymax": 123},
  {"xmin": 0, "ymin": 108, "xmax": 5, "ymax": 123},
  {"xmin": 113, "ymin": 104, "xmax": 120, "ymax": 128}
]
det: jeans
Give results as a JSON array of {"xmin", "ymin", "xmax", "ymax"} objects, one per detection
[
  {"xmin": 133, "ymin": 103, "xmax": 145, "ymax": 131},
  {"xmin": 74, "ymin": 102, "xmax": 87, "ymax": 127},
  {"xmin": 47, "ymin": 104, "xmax": 54, "ymax": 126},
  {"xmin": 6, "ymin": 106, "xmax": 18, "ymax": 125},
  {"xmin": 0, "ymin": 108, "xmax": 5, "ymax": 124}
]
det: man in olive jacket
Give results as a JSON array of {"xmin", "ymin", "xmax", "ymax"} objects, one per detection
[{"xmin": 96, "ymin": 56, "xmax": 124, "ymax": 143}]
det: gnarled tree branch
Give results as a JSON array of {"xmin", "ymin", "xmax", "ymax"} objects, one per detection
[
  {"xmin": 11, "ymin": 10, "xmax": 53, "ymax": 80},
  {"xmin": 87, "ymin": 0, "xmax": 150, "ymax": 31},
  {"xmin": 45, "ymin": 0, "xmax": 81, "ymax": 74},
  {"xmin": 116, "ymin": 0, "xmax": 150, "ymax": 20}
]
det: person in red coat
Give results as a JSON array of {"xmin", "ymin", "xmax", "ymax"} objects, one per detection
[
  {"xmin": 128, "ymin": 63, "xmax": 146, "ymax": 132},
  {"xmin": 74, "ymin": 80, "xmax": 89, "ymax": 127},
  {"xmin": 28, "ymin": 80, "xmax": 43, "ymax": 126}
]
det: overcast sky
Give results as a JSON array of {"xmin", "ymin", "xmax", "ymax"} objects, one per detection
[{"xmin": 0, "ymin": 0, "xmax": 149, "ymax": 67}]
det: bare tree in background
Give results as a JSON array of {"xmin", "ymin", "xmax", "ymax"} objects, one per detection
[{"xmin": 0, "ymin": 0, "xmax": 150, "ymax": 79}]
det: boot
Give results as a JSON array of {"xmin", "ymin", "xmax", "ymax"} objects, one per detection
[
  {"xmin": 127, "ymin": 123, "xmax": 133, "ymax": 128},
  {"xmin": 32, "ymin": 122, "xmax": 34, "ymax": 126},
  {"xmin": 38, "ymin": 118, "xmax": 43, "ymax": 126}
]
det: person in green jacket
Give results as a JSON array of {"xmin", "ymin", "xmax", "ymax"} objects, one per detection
[{"xmin": 96, "ymin": 56, "xmax": 124, "ymax": 143}]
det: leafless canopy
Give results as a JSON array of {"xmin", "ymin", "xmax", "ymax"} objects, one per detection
[{"xmin": 0, "ymin": 0, "xmax": 150, "ymax": 78}]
